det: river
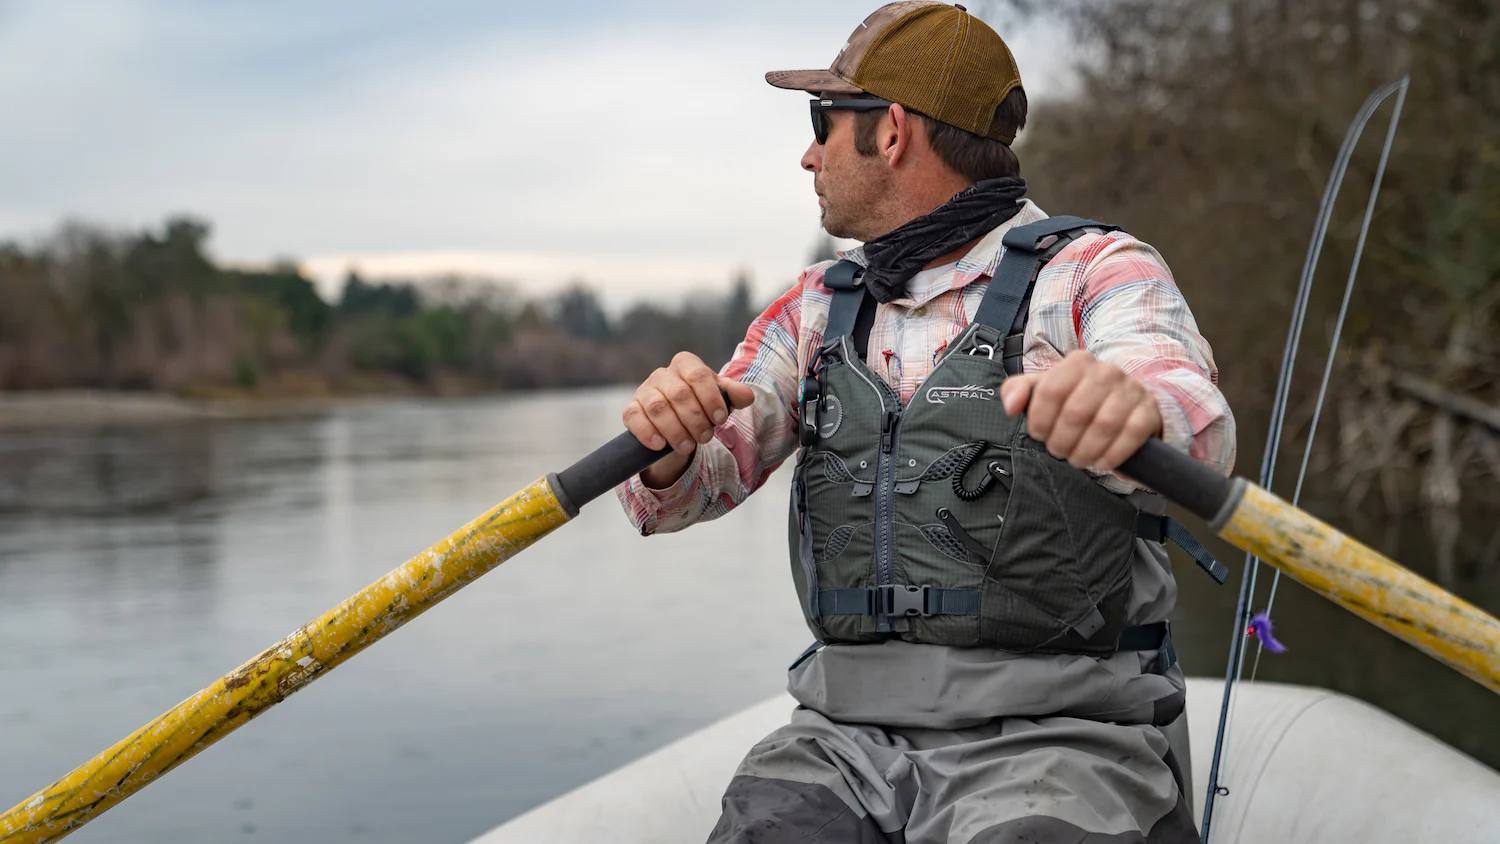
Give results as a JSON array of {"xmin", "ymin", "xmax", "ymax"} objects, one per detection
[{"xmin": 1, "ymin": 388, "xmax": 1496, "ymax": 842}]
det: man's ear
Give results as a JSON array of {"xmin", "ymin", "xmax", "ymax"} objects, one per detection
[{"xmin": 885, "ymin": 103, "xmax": 913, "ymax": 168}]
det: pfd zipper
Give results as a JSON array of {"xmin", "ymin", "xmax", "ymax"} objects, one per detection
[{"xmin": 874, "ymin": 407, "xmax": 901, "ymax": 632}]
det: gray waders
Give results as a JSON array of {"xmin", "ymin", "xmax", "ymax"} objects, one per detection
[{"xmin": 710, "ymin": 217, "xmax": 1224, "ymax": 843}]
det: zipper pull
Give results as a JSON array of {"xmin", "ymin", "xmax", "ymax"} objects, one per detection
[{"xmin": 880, "ymin": 410, "xmax": 899, "ymax": 453}]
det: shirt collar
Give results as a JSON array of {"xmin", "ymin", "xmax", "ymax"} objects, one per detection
[{"xmin": 834, "ymin": 200, "xmax": 1049, "ymax": 308}]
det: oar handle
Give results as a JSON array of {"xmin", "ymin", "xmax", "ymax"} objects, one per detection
[
  {"xmin": 1117, "ymin": 437, "xmax": 1236, "ymax": 522},
  {"xmin": 554, "ymin": 430, "xmax": 673, "ymax": 510},
  {"xmin": 553, "ymin": 389, "xmax": 733, "ymax": 510}
]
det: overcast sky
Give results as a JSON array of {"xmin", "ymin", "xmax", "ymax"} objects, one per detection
[{"xmin": 1, "ymin": 1, "xmax": 1073, "ymax": 306}]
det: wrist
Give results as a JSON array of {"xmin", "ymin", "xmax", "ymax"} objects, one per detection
[{"xmin": 641, "ymin": 447, "xmax": 695, "ymax": 490}]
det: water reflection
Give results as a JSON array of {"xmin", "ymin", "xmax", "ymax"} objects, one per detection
[
  {"xmin": 0, "ymin": 389, "xmax": 1495, "ymax": 844},
  {"xmin": 0, "ymin": 424, "xmax": 219, "ymax": 516}
]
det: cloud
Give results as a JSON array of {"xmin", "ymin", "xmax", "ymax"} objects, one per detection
[{"xmin": 0, "ymin": 1, "xmax": 1075, "ymax": 305}]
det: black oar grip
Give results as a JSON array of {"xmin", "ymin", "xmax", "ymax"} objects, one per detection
[
  {"xmin": 551, "ymin": 432, "xmax": 671, "ymax": 514},
  {"xmin": 1117, "ymin": 438, "xmax": 1235, "ymax": 522},
  {"xmin": 552, "ymin": 389, "xmax": 733, "ymax": 511}
]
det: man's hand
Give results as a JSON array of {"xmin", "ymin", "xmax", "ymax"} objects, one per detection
[
  {"xmin": 624, "ymin": 352, "xmax": 755, "ymax": 488},
  {"xmin": 999, "ymin": 350, "xmax": 1162, "ymax": 474}
]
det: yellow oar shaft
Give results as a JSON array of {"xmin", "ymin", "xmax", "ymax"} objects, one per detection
[
  {"xmin": 0, "ymin": 476, "xmax": 573, "ymax": 844},
  {"xmin": 1217, "ymin": 481, "xmax": 1500, "ymax": 694}
]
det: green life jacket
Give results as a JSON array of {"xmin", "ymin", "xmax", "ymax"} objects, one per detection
[{"xmin": 787, "ymin": 216, "xmax": 1227, "ymax": 657}]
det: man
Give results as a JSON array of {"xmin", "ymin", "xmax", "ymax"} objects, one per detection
[{"xmin": 617, "ymin": 2, "xmax": 1235, "ymax": 842}]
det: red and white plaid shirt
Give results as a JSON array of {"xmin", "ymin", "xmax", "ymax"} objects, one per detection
[{"xmin": 618, "ymin": 201, "xmax": 1236, "ymax": 535}]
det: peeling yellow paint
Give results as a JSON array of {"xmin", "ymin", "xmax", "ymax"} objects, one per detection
[
  {"xmin": 1221, "ymin": 483, "xmax": 1500, "ymax": 695},
  {"xmin": 0, "ymin": 477, "xmax": 572, "ymax": 844}
]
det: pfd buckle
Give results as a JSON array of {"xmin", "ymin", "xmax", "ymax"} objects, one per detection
[
  {"xmin": 798, "ymin": 376, "xmax": 822, "ymax": 446},
  {"xmin": 967, "ymin": 342, "xmax": 995, "ymax": 360},
  {"xmin": 877, "ymin": 584, "xmax": 929, "ymax": 617}
]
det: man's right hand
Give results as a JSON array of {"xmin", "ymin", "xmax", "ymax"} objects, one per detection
[{"xmin": 624, "ymin": 351, "xmax": 756, "ymax": 489}]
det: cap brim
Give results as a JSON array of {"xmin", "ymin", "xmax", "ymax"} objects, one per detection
[{"xmin": 765, "ymin": 69, "xmax": 864, "ymax": 95}]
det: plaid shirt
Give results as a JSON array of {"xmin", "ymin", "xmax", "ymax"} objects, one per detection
[{"xmin": 618, "ymin": 201, "xmax": 1236, "ymax": 535}]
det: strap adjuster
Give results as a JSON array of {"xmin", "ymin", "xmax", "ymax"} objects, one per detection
[
  {"xmin": 1136, "ymin": 512, "xmax": 1169, "ymax": 543},
  {"xmin": 877, "ymin": 584, "xmax": 930, "ymax": 617}
]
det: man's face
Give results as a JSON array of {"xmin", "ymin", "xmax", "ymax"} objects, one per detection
[{"xmin": 801, "ymin": 97, "xmax": 893, "ymax": 242}]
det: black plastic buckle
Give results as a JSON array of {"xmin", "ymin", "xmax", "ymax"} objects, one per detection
[
  {"xmin": 878, "ymin": 585, "xmax": 929, "ymax": 617},
  {"xmin": 799, "ymin": 376, "xmax": 822, "ymax": 447}
]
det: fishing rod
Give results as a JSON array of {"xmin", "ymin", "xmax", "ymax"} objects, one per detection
[
  {"xmin": 1199, "ymin": 76, "xmax": 1411, "ymax": 842},
  {"xmin": 1254, "ymin": 78, "xmax": 1410, "ymax": 673}
]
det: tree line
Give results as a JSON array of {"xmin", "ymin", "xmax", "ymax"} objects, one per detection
[{"xmin": 0, "ymin": 217, "xmax": 759, "ymax": 397}]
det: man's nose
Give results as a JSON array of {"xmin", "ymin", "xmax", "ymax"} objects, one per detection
[{"xmin": 801, "ymin": 141, "xmax": 822, "ymax": 173}]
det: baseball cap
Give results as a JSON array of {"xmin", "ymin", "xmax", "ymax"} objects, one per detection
[{"xmin": 765, "ymin": 1, "xmax": 1025, "ymax": 144}]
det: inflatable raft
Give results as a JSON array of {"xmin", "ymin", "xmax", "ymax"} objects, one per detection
[{"xmin": 471, "ymin": 678, "xmax": 1500, "ymax": 844}]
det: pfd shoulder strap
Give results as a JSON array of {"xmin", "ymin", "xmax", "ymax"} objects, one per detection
[
  {"xmin": 825, "ymin": 215, "xmax": 1122, "ymax": 370},
  {"xmin": 821, "ymin": 260, "xmax": 878, "ymax": 362},
  {"xmin": 973, "ymin": 215, "xmax": 1122, "ymax": 375}
]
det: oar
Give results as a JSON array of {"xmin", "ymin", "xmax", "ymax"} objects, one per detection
[{"xmin": 4, "ymin": 430, "xmax": 1500, "ymax": 842}]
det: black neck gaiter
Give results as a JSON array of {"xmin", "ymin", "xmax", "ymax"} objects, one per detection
[{"xmin": 859, "ymin": 176, "xmax": 1028, "ymax": 303}]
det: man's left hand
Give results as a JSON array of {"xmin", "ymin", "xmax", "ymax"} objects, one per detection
[{"xmin": 999, "ymin": 350, "xmax": 1162, "ymax": 475}]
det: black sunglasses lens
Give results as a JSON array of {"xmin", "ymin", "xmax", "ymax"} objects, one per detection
[{"xmin": 810, "ymin": 109, "xmax": 827, "ymax": 145}]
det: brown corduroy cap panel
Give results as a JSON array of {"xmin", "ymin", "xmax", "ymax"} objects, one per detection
[{"xmin": 765, "ymin": 1, "xmax": 1024, "ymax": 144}]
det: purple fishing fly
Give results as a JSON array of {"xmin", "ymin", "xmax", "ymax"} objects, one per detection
[{"xmin": 1248, "ymin": 612, "xmax": 1288, "ymax": 653}]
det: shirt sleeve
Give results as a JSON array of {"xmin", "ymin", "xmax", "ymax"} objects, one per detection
[
  {"xmin": 1072, "ymin": 234, "xmax": 1237, "ymax": 479},
  {"xmin": 614, "ymin": 272, "xmax": 809, "ymax": 535}
]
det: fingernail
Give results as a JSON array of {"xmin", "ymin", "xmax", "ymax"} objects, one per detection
[
  {"xmin": 649, "ymin": 436, "xmax": 665, "ymax": 450},
  {"xmin": 698, "ymin": 430, "xmax": 713, "ymax": 444},
  {"xmin": 678, "ymin": 440, "xmax": 694, "ymax": 453},
  {"xmin": 713, "ymin": 410, "xmax": 728, "ymax": 425}
]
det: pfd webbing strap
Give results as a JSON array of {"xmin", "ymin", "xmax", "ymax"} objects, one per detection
[
  {"xmin": 973, "ymin": 216, "xmax": 1122, "ymax": 338},
  {"xmin": 816, "ymin": 586, "xmax": 980, "ymax": 617},
  {"xmin": 822, "ymin": 260, "xmax": 878, "ymax": 361},
  {"xmin": 822, "ymin": 260, "xmax": 864, "ymax": 337},
  {"xmin": 1000, "ymin": 331, "xmax": 1025, "ymax": 376},
  {"xmin": 795, "ymin": 613, "xmax": 1175, "ymax": 670},
  {"xmin": 1119, "ymin": 620, "xmax": 1177, "ymax": 673},
  {"xmin": 1136, "ymin": 513, "xmax": 1230, "ymax": 584}
]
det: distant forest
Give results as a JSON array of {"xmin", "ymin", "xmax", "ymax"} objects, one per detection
[{"xmin": 0, "ymin": 217, "xmax": 767, "ymax": 396}]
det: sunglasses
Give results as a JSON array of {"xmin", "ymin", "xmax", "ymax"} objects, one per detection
[{"xmin": 809, "ymin": 97, "xmax": 895, "ymax": 145}]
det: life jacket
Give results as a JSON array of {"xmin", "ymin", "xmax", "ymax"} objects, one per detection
[{"xmin": 787, "ymin": 216, "xmax": 1226, "ymax": 659}]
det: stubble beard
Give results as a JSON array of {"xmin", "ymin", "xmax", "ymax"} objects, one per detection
[
  {"xmin": 820, "ymin": 206, "xmax": 854, "ymax": 240},
  {"xmin": 817, "ymin": 165, "xmax": 891, "ymax": 242}
]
